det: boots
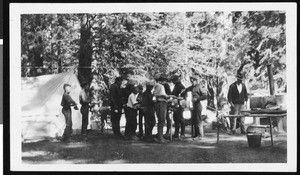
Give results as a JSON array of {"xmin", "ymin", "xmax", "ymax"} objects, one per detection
[
  {"xmin": 192, "ymin": 125, "xmax": 200, "ymax": 138},
  {"xmin": 180, "ymin": 127, "xmax": 185, "ymax": 137},
  {"xmin": 199, "ymin": 122, "xmax": 204, "ymax": 137},
  {"xmin": 157, "ymin": 126, "xmax": 167, "ymax": 143},
  {"xmin": 164, "ymin": 128, "xmax": 170, "ymax": 138},
  {"xmin": 173, "ymin": 125, "xmax": 179, "ymax": 139}
]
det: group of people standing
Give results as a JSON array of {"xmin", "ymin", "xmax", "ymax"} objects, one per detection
[
  {"xmin": 59, "ymin": 72, "xmax": 248, "ymax": 143},
  {"xmin": 109, "ymin": 74, "xmax": 208, "ymax": 143}
]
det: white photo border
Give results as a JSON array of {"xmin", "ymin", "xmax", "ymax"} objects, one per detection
[{"xmin": 9, "ymin": 3, "xmax": 297, "ymax": 172}]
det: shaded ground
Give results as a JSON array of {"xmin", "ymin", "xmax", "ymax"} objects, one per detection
[{"xmin": 22, "ymin": 127, "xmax": 287, "ymax": 164}]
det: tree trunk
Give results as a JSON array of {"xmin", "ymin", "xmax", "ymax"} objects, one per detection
[
  {"xmin": 57, "ymin": 41, "xmax": 62, "ymax": 73},
  {"xmin": 267, "ymin": 64, "xmax": 275, "ymax": 95},
  {"xmin": 207, "ymin": 79, "xmax": 215, "ymax": 109},
  {"xmin": 31, "ymin": 47, "xmax": 43, "ymax": 76},
  {"xmin": 78, "ymin": 15, "xmax": 92, "ymax": 84},
  {"xmin": 30, "ymin": 15, "xmax": 44, "ymax": 77}
]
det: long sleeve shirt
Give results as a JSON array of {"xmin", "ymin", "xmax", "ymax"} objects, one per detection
[
  {"xmin": 127, "ymin": 93, "xmax": 139, "ymax": 108},
  {"xmin": 153, "ymin": 83, "xmax": 168, "ymax": 102},
  {"xmin": 79, "ymin": 89, "xmax": 91, "ymax": 106},
  {"xmin": 109, "ymin": 83, "xmax": 123, "ymax": 110},
  {"xmin": 142, "ymin": 89, "xmax": 155, "ymax": 110},
  {"xmin": 61, "ymin": 92, "xmax": 77, "ymax": 108},
  {"xmin": 171, "ymin": 82, "xmax": 186, "ymax": 97},
  {"xmin": 121, "ymin": 85, "xmax": 134, "ymax": 105},
  {"xmin": 185, "ymin": 84, "xmax": 207, "ymax": 103},
  {"xmin": 163, "ymin": 83, "xmax": 171, "ymax": 95},
  {"xmin": 227, "ymin": 82, "xmax": 248, "ymax": 105}
]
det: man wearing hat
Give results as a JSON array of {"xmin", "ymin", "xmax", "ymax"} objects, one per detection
[
  {"xmin": 182, "ymin": 75, "xmax": 207, "ymax": 140},
  {"xmin": 109, "ymin": 77, "xmax": 124, "ymax": 138},
  {"xmin": 227, "ymin": 73, "xmax": 248, "ymax": 134},
  {"xmin": 159, "ymin": 74, "xmax": 172, "ymax": 137},
  {"xmin": 153, "ymin": 74, "xmax": 169, "ymax": 143},
  {"xmin": 79, "ymin": 81, "xmax": 91, "ymax": 140},
  {"xmin": 170, "ymin": 75, "xmax": 186, "ymax": 139},
  {"xmin": 141, "ymin": 81, "xmax": 156, "ymax": 142}
]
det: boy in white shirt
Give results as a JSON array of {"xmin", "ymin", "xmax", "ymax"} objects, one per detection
[{"xmin": 125, "ymin": 86, "xmax": 140, "ymax": 140}]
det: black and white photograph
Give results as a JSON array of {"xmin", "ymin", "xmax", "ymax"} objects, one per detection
[
  {"xmin": 9, "ymin": 3, "xmax": 297, "ymax": 172},
  {"xmin": 0, "ymin": 42, "xmax": 2, "ymax": 125},
  {"xmin": 0, "ymin": 39, "xmax": 3, "ymax": 174}
]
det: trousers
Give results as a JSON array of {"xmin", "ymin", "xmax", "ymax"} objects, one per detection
[
  {"xmin": 165, "ymin": 106, "xmax": 171, "ymax": 133},
  {"xmin": 138, "ymin": 109, "xmax": 144, "ymax": 135},
  {"xmin": 191, "ymin": 102, "xmax": 204, "ymax": 137},
  {"xmin": 80, "ymin": 105, "xmax": 89, "ymax": 135},
  {"xmin": 111, "ymin": 107, "xmax": 122, "ymax": 135},
  {"xmin": 126, "ymin": 107, "xmax": 138, "ymax": 136},
  {"xmin": 230, "ymin": 104, "xmax": 246, "ymax": 133},
  {"xmin": 173, "ymin": 108, "xmax": 185, "ymax": 136},
  {"xmin": 62, "ymin": 107, "xmax": 72, "ymax": 139},
  {"xmin": 144, "ymin": 108, "xmax": 156, "ymax": 139},
  {"xmin": 155, "ymin": 101, "xmax": 167, "ymax": 140}
]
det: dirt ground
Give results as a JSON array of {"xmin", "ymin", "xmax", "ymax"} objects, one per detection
[{"xmin": 22, "ymin": 126, "xmax": 287, "ymax": 164}]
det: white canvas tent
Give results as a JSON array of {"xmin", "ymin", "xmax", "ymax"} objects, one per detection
[{"xmin": 21, "ymin": 71, "xmax": 83, "ymax": 140}]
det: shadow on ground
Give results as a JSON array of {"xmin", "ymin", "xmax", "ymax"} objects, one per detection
[{"xmin": 22, "ymin": 128, "xmax": 287, "ymax": 164}]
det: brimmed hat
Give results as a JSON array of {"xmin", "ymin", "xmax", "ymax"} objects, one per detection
[
  {"xmin": 127, "ymin": 79, "xmax": 137, "ymax": 85},
  {"xmin": 133, "ymin": 86, "xmax": 139, "ymax": 91},
  {"xmin": 146, "ymin": 81, "xmax": 155, "ymax": 87},
  {"xmin": 154, "ymin": 74, "xmax": 161, "ymax": 81},
  {"xmin": 115, "ymin": 77, "xmax": 123, "ymax": 82},
  {"xmin": 137, "ymin": 84, "xmax": 143, "ymax": 90},
  {"xmin": 170, "ymin": 75, "xmax": 180, "ymax": 82},
  {"xmin": 159, "ymin": 74, "xmax": 169, "ymax": 81},
  {"xmin": 236, "ymin": 73, "xmax": 243, "ymax": 80},
  {"xmin": 190, "ymin": 75, "xmax": 198, "ymax": 81},
  {"xmin": 80, "ymin": 81, "xmax": 89, "ymax": 87}
]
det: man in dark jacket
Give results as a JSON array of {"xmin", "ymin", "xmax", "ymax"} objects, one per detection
[
  {"xmin": 79, "ymin": 81, "xmax": 91, "ymax": 140},
  {"xmin": 141, "ymin": 81, "xmax": 156, "ymax": 142},
  {"xmin": 137, "ymin": 84, "xmax": 144, "ymax": 139},
  {"xmin": 61, "ymin": 84, "xmax": 79, "ymax": 142},
  {"xmin": 227, "ymin": 73, "xmax": 248, "ymax": 134},
  {"xmin": 183, "ymin": 75, "xmax": 207, "ymax": 140},
  {"xmin": 109, "ymin": 77, "xmax": 124, "ymax": 138},
  {"xmin": 170, "ymin": 75, "xmax": 186, "ymax": 139}
]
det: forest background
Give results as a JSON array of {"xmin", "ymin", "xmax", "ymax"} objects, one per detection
[{"xmin": 21, "ymin": 11, "xmax": 286, "ymax": 109}]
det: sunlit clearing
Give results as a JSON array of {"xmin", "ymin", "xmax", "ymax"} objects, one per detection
[
  {"xmin": 103, "ymin": 159, "xmax": 127, "ymax": 164},
  {"xmin": 24, "ymin": 159, "xmax": 91, "ymax": 164},
  {"xmin": 61, "ymin": 142, "xmax": 90, "ymax": 148},
  {"xmin": 22, "ymin": 151, "xmax": 48, "ymax": 157}
]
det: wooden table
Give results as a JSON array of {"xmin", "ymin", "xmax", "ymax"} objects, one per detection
[{"xmin": 221, "ymin": 113, "xmax": 286, "ymax": 147}]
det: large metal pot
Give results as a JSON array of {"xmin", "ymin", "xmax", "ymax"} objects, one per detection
[{"xmin": 275, "ymin": 94, "xmax": 286, "ymax": 110}]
